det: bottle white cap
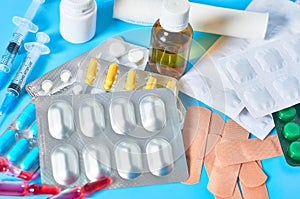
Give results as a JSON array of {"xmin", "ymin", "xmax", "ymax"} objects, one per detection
[
  {"xmin": 61, "ymin": 0, "xmax": 94, "ymax": 15},
  {"xmin": 160, "ymin": 0, "xmax": 190, "ymax": 32},
  {"xmin": 60, "ymin": 0, "xmax": 97, "ymax": 44}
]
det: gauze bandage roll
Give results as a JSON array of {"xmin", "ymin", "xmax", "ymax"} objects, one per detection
[{"xmin": 113, "ymin": 0, "xmax": 269, "ymax": 39}]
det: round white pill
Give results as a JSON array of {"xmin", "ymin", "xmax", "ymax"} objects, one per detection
[
  {"xmin": 72, "ymin": 84, "xmax": 84, "ymax": 95},
  {"xmin": 90, "ymin": 88, "xmax": 105, "ymax": 94},
  {"xmin": 109, "ymin": 42, "xmax": 126, "ymax": 58},
  {"xmin": 60, "ymin": 70, "xmax": 72, "ymax": 83},
  {"xmin": 128, "ymin": 49, "xmax": 144, "ymax": 63},
  {"xmin": 41, "ymin": 80, "xmax": 53, "ymax": 93}
]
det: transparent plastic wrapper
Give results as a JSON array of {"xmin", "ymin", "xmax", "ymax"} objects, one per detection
[
  {"xmin": 179, "ymin": 49, "xmax": 274, "ymax": 140},
  {"xmin": 35, "ymin": 88, "xmax": 188, "ymax": 188},
  {"xmin": 26, "ymin": 36, "xmax": 148, "ymax": 96},
  {"xmin": 273, "ymin": 105, "xmax": 300, "ymax": 166},
  {"xmin": 219, "ymin": 34, "xmax": 300, "ymax": 118},
  {"xmin": 0, "ymin": 103, "xmax": 39, "ymax": 181},
  {"xmin": 180, "ymin": 0, "xmax": 300, "ymax": 139}
]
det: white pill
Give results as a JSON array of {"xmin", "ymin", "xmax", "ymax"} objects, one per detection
[
  {"xmin": 90, "ymin": 88, "xmax": 105, "ymax": 94},
  {"xmin": 41, "ymin": 80, "xmax": 53, "ymax": 93},
  {"xmin": 128, "ymin": 49, "xmax": 144, "ymax": 63},
  {"xmin": 72, "ymin": 84, "xmax": 84, "ymax": 95},
  {"xmin": 60, "ymin": 70, "xmax": 72, "ymax": 83},
  {"xmin": 109, "ymin": 42, "xmax": 126, "ymax": 58}
]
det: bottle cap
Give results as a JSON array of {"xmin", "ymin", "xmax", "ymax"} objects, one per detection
[
  {"xmin": 160, "ymin": 0, "xmax": 190, "ymax": 32},
  {"xmin": 59, "ymin": 0, "xmax": 97, "ymax": 44},
  {"xmin": 61, "ymin": 0, "xmax": 94, "ymax": 15}
]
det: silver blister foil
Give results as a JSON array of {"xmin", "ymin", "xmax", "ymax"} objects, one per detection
[{"xmin": 35, "ymin": 88, "xmax": 188, "ymax": 189}]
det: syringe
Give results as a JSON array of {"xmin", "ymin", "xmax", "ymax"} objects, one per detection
[
  {"xmin": 0, "ymin": 0, "xmax": 45, "ymax": 89},
  {"xmin": 0, "ymin": 32, "xmax": 50, "ymax": 118}
]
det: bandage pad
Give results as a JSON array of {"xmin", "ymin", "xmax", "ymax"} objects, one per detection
[
  {"xmin": 239, "ymin": 161, "xmax": 267, "ymax": 188},
  {"xmin": 273, "ymin": 105, "xmax": 300, "ymax": 166},
  {"xmin": 207, "ymin": 120, "xmax": 249, "ymax": 198},
  {"xmin": 202, "ymin": 114, "xmax": 224, "ymax": 172},
  {"xmin": 241, "ymin": 184, "xmax": 269, "ymax": 199},
  {"xmin": 239, "ymin": 161, "xmax": 269, "ymax": 199},
  {"xmin": 215, "ymin": 135, "xmax": 283, "ymax": 166},
  {"xmin": 204, "ymin": 118, "xmax": 243, "ymax": 199},
  {"xmin": 183, "ymin": 106, "xmax": 212, "ymax": 184}
]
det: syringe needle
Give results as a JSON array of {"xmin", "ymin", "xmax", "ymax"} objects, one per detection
[{"xmin": 0, "ymin": 0, "xmax": 45, "ymax": 89}]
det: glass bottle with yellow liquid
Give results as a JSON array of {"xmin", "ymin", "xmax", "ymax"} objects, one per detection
[{"xmin": 149, "ymin": 0, "xmax": 193, "ymax": 79}]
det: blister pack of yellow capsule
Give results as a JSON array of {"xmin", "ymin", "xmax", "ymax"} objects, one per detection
[
  {"xmin": 26, "ymin": 36, "xmax": 148, "ymax": 97},
  {"xmin": 76, "ymin": 58, "xmax": 132, "ymax": 93},
  {"xmin": 62, "ymin": 59, "xmax": 186, "ymax": 128},
  {"xmin": 115, "ymin": 69, "xmax": 179, "ymax": 96}
]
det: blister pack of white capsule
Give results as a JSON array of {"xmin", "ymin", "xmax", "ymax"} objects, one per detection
[
  {"xmin": 26, "ymin": 36, "xmax": 148, "ymax": 97},
  {"xmin": 35, "ymin": 88, "xmax": 188, "ymax": 188},
  {"xmin": 218, "ymin": 34, "xmax": 300, "ymax": 118},
  {"xmin": 0, "ymin": 103, "xmax": 39, "ymax": 181}
]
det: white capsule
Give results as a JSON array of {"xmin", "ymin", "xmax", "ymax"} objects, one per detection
[
  {"xmin": 83, "ymin": 144, "xmax": 111, "ymax": 181},
  {"xmin": 48, "ymin": 101, "xmax": 74, "ymax": 139},
  {"xmin": 140, "ymin": 96, "xmax": 166, "ymax": 132},
  {"xmin": 110, "ymin": 98, "xmax": 136, "ymax": 135},
  {"xmin": 146, "ymin": 138, "xmax": 174, "ymax": 176},
  {"xmin": 79, "ymin": 100, "xmax": 105, "ymax": 137},
  {"xmin": 115, "ymin": 141, "xmax": 142, "ymax": 179},
  {"xmin": 51, "ymin": 145, "xmax": 79, "ymax": 185}
]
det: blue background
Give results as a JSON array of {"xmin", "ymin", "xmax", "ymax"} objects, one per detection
[{"xmin": 0, "ymin": 0, "xmax": 300, "ymax": 198}]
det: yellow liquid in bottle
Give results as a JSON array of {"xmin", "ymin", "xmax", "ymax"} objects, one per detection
[{"xmin": 149, "ymin": 20, "xmax": 193, "ymax": 79}]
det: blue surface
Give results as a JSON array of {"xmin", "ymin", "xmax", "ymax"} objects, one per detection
[{"xmin": 0, "ymin": 0, "xmax": 300, "ymax": 198}]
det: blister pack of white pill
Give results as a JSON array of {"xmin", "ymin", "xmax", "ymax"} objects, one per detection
[
  {"xmin": 233, "ymin": 108, "xmax": 274, "ymax": 140},
  {"xmin": 218, "ymin": 34, "xmax": 300, "ymax": 118},
  {"xmin": 26, "ymin": 36, "xmax": 148, "ymax": 97},
  {"xmin": 35, "ymin": 88, "xmax": 188, "ymax": 188},
  {"xmin": 179, "ymin": 55, "xmax": 274, "ymax": 139},
  {"xmin": 180, "ymin": 0, "xmax": 300, "ymax": 139},
  {"xmin": 179, "ymin": 56, "xmax": 244, "ymax": 119}
]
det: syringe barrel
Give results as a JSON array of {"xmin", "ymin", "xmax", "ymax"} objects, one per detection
[
  {"xmin": 0, "ymin": 33, "xmax": 24, "ymax": 73},
  {"xmin": 8, "ymin": 48, "xmax": 40, "ymax": 93}
]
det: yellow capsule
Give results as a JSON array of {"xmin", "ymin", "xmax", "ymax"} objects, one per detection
[
  {"xmin": 104, "ymin": 63, "xmax": 118, "ymax": 91},
  {"xmin": 144, "ymin": 76, "xmax": 157, "ymax": 90},
  {"xmin": 125, "ymin": 70, "xmax": 136, "ymax": 91},
  {"xmin": 85, "ymin": 58, "xmax": 99, "ymax": 85},
  {"xmin": 166, "ymin": 79, "xmax": 175, "ymax": 90}
]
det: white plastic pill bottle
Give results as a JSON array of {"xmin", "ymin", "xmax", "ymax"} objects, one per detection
[{"xmin": 60, "ymin": 0, "xmax": 97, "ymax": 44}]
